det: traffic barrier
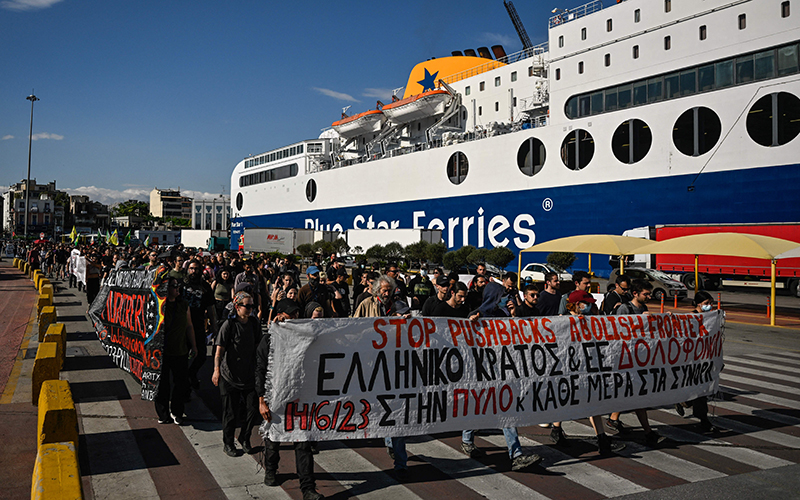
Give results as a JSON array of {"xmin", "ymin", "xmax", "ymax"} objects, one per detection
[
  {"xmin": 32, "ymin": 343, "xmax": 59, "ymax": 405},
  {"xmin": 32, "ymin": 269, "xmax": 42, "ymax": 287},
  {"xmin": 37, "ymin": 380, "xmax": 78, "ymax": 448},
  {"xmin": 39, "ymin": 279, "xmax": 51, "ymax": 294},
  {"xmin": 45, "ymin": 323, "xmax": 67, "ymax": 366},
  {"xmin": 38, "ymin": 306, "xmax": 57, "ymax": 342},
  {"xmin": 43, "ymin": 325, "xmax": 65, "ymax": 371},
  {"xmin": 24, "ymin": 262, "xmax": 30, "ymax": 276},
  {"xmin": 41, "ymin": 284, "xmax": 54, "ymax": 301},
  {"xmin": 30, "ymin": 442, "xmax": 82, "ymax": 500},
  {"xmin": 13, "ymin": 257, "xmax": 19, "ymax": 268},
  {"xmin": 37, "ymin": 295, "xmax": 53, "ymax": 318}
]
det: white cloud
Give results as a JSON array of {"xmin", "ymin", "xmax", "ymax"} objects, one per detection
[
  {"xmin": 1, "ymin": 135, "xmax": 13, "ymax": 140},
  {"xmin": 1, "ymin": 0, "xmax": 63, "ymax": 11},
  {"xmin": 312, "ymin": 87, "xmax": 359, "ymax": 102},
  {"xmin": 480, "ymin": 32, "xmax": 518, "ymax": 50},
  {"xmin": 362, "ymin": 88, "xmax": 397, "ymax": 101},
  {"xmin": 64, "ymin": 186, "xmax": 227, "ymax": 206},
  {"xmin": 31, "ymin": 132, "xmax": 64, "ymax": 141}
]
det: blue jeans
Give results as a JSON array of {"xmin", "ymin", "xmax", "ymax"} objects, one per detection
[
  {"xmin": 384, "ymin": 437, "xmax": 408, "ymax": 469},
  {"xmin": 462, "ymin": 427, "xmax": 522, "ymax": 459}
]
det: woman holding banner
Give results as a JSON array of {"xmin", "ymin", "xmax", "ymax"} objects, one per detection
[{"xmin": 565, "ymin": 290, "xmax": 626, "ymax": 455}]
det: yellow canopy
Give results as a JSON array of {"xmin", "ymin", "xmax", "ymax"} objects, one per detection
[
  {"xmin": 636, "ymin": 232, "xmax": 800, "ymax": 326},
  {"xmin": 521, "ymin": 234, "xmax": 653, "ymax": 255}
]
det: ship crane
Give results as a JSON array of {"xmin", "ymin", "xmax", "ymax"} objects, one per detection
[{"xmin": 504, "ymin": 0, "xmax": 533, "ymax": 51}]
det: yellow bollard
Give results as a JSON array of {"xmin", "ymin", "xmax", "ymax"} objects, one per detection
[
  {"xmin": 32, "ymin": 343, "xmax": 59, "ymax": 405},
  {"xmin": 37, "ymin": 295, "xmax": 53, "ymax": 319},
  {"xmin": 38, "ymin": 306, "xmax": 57, "ymax": 342},
  {"xmin": 31, "ymin": 442, "xmax": 82, "ymax": 500},
  {"xmin": 39, "ymin": 279, "xmax": 51, "ymax": 294}
]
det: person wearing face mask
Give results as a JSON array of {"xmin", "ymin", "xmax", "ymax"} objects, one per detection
[
  {"xmin": 564, "ymin": 290, "xmax": 625, "ymax": 455},
  {"xmin": 673, "ymin": 291, "xmax": 718, "ymax": 433},
  {"xmin": 297, "ymin": 266, "xmax": 336, "ymax": 318}
]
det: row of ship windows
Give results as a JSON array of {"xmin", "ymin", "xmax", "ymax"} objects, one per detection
[
  {"xmin": 239, "ymin": 163, "xmax": 298, "ymax": 187},
  {"xmin": 463, "ymin": 67, "xmax": 546, "ymax": 96},
  {"xmin": 563, "ymin": 41, "xmax": 800, "ymax": 119},
  {"xmin": 245, "ymin": 144, "xmax": 305, "ymax": 169},
  {"xmin": 443, "ymin": 92, "xmax": 800, "ymax": 184},
  {"xmin": 557, "ymin": 2, "xmax": 790, "ymax": 49}
]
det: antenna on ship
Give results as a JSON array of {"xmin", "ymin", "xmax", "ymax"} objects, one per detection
[
  {"xmin": 341, "ymin": 105, "xmax": 351, "ymax": 119},
  {"xmin": 504, "ymin": 0, "xmax": 533, "ymax": 51},
  {"xmin": 391, "ymin": 87, "xmax": 405, "ymax": 102}
]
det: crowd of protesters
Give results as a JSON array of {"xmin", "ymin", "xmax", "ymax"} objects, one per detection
[{"xmin": 9, "ymin": 239, "xmax": 718, "ymax": 499}]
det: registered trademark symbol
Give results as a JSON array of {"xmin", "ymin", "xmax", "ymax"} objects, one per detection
[{"xmin": 542, "ymin": 198, "xmax": 553, "ymax": 211}]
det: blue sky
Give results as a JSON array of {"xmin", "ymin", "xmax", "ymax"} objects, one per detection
[{"xmin": 0, "ymin": 0, "xmax": 553, "ymax": 205}]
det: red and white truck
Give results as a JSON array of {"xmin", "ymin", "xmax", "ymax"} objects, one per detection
[{"xmin": 618, "ymin": 224, "xmax": 800, "ymax": 296}]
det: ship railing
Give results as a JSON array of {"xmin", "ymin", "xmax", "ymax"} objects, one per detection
[
  {"xmin": 439, "ymin": 42, "xmax": 549, "ymax": 86},
  {"xmin": 330, "ymin": 115, "xmax": 549, "ymax": 169},
  {"xmin": 549, "ymin": 0, "xmax": 604, "ymax": 29}
]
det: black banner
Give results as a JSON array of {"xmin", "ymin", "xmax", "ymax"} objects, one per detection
[{"xmin": 88, "ymin": 267, "xmax": 168, "ymax": 400}]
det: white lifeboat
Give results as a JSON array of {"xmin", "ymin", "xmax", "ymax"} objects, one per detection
[
  {"xmin": 331, "ymin": 110, "xmax": 385, "ymax": 139},
  {"xmin": 381, "ymin": 90, "xmax": 450, "ymax": 125}
]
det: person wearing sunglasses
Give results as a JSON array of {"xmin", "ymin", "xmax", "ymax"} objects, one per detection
[
  {"xmin": 212, "ymin": 292, "xmax": 262, "ymax": 457},
  {"xmin": 602, "ymin": 274, "xmax": 631, "ymax": 315}
]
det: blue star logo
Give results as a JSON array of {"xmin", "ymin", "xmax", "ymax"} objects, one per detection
[{"xmin": 417, "ymin": 68, "xmax": 439, "ymax": 92}]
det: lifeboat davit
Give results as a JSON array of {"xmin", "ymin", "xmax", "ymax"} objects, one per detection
[
  {"xmin": 381, "ymin": 90, "xmax": 450, "ymax": 125},
  {"xmin": 331, "ymin": 110, "xmax": 385, "ymax": 139}
]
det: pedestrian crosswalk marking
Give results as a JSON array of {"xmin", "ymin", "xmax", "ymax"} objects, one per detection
[
  {"xmin": 314, "ymin": 440, "xmax": 425, "ymax": 500},
  {"xmin": 646, "ymin": 415, "xmax": 794, "ymax": 470},
  {"xmin": 722, "ymin": 361, "xmax": 800, "ymax": 385},
  {"xmin": 713, "ymin": 400, "xmax": 800, "ymax": 427},
  {"xmin": 721, "ymin": 373, "xmax": 800, "ymax": 397},
  {"xmin": 405, "ymin": 438, "xmax": 552, "ymax": 500},
  {"xmin": 481, "ymin": 434, "xmax": 650, "ymax": 497}
]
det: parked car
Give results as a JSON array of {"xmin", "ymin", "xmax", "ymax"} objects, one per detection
[
  {"xmin": 609, "ymin": 267, "xmax": 688, "ymax": 301},
  {"xmin": 520, "ymin": 263, "xmax": 572, "ymax": 283}
]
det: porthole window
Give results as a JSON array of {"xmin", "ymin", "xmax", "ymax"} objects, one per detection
[
  {"xmin": 612, "ymin": 119, "xmax": 652, "ymax": 164},
  {"xmin": 578, "ymin": 61, "xmax": 584, "ymax": 74},
  {"xmin": 633, "ymin": 45, "xmax": 640, "ymax": 59},
  {"xmin": 747, "ymin": 92, "xmax": 800, "ymax": 147},
  {"xmin": 782, "ymin": 1, "xmax": 790, "ymax": 17},
  {"xmin": 673, "ymin": 106, "xmax": 722, "ymax": 156},
  {"xmin": 561, "ymin": 129, "xmax": 594, "ymax": 170},
  {"xmin": 634, "ymin": 9, "xmax": 641, "ymax": 22},
  {"xmin": 447, "ymin": 152, "xmax": 469, "ymax": 184},
  {"xmin": 581, "ymin": 27, "xmax": 587, "ymax": 40},
  {"xmin": 605, "ymin": 54, "xmax": 611, "ymax": 67},
  {"xmin": 236, "ymin": 192, "xmax": 243, "ymax": 211},
  {"xmin": 306, "ymin": 179, "xmax": 317, "ymax": 202},
  {"xmin": 699, "ymin": 25, "xmax": 707, "ymax": 40},
  {"xmin": 664, "ymin": 36, "xmax": 671, "ymax": 50},
  {"xmin": 738, "ymin": 14, "xmax": 746, "ymax": 30},
  {"xmin": 517, "ymin": 137, "xmax": 546, "ymax": 176}
]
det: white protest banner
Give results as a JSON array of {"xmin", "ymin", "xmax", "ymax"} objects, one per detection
[{"xmin": 264, "ymin": 311, "xmax": 724, "ymax": 442}]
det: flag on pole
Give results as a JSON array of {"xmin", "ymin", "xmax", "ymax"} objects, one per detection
[
  {"xmin": 110, "ymin": 229, "xmax": 119, "ymax": 246},
  {"xmin": 97, "ymin": 229, "xmax": 104, "ymax": 244},
  {"xmin": 143, "ymin": 234, "xmax": 150, "ymax": 247},
  {"xmin": 70, "ymin": 226, "xmax": 77, "ymax": 243},
  {"xmin": 124, "ymin": 229, "xmax": 131, "ymax": 246}
]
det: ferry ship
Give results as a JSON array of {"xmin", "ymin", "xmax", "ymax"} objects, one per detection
[{"xmin": 230, "ymin": 0, "xmax": 800, "ymax": 272}]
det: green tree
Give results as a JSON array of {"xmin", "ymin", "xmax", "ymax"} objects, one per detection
[
  {"xmin": 404, "ymin": 241, "xmax": 429, "ymax": 266},
  {"xmin": 486, "ymin": 246, "xmax": 516, "ymax": 269},
  {"xmin": 331, "ymin": 237, "xmax": 350, "ymax": 256},
  {"xmin": 384, "ymin": 241, "xmax": 404, "ymax": 262},
  {"xmin": 426, "ymin": 242, "xmax": 447, "ymax": 264},
  {"xmin": 112, "ymin": 200, "xmax": 149, "ymax": 218},
  {"xmin": 365, "ymin": 244, "xmax": 386, "ymax": 261},
  {"xmin": 296, "ymin": 243, "xmax": 315, "ymax": 259},
  {"xmin": 312, "ymin": 240, "xmax": 334, "ymax": 256},
  {"xmin": 547, "ymin": 251, "xmax": 577, "ymax": 271},
  {"xmin": 467, "ymin": 247, "xmax": 490, "ymax": 265},
  {"xmin": 351, "ymin": 245, "xmax": 364, "ymax": 255}
]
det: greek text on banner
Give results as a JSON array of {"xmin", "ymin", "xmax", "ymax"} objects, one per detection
[{"xmin": 264, "ymin": 311, "xmax": 724, "ymax": 442}]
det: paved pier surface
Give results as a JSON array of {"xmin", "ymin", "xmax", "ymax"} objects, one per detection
[{"xmin": 2, "ymin": 260, "xmax": 799, "ymax": 499}]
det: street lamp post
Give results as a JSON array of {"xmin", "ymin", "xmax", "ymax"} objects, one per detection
[{"xmin": 24, "ymin": 92, "xmax": 39, "ymax": 240}]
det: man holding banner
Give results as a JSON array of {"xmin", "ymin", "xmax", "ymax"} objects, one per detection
[{"xmin": 257, "ymin": 299, "xmax": 324, "ymax": 500}]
